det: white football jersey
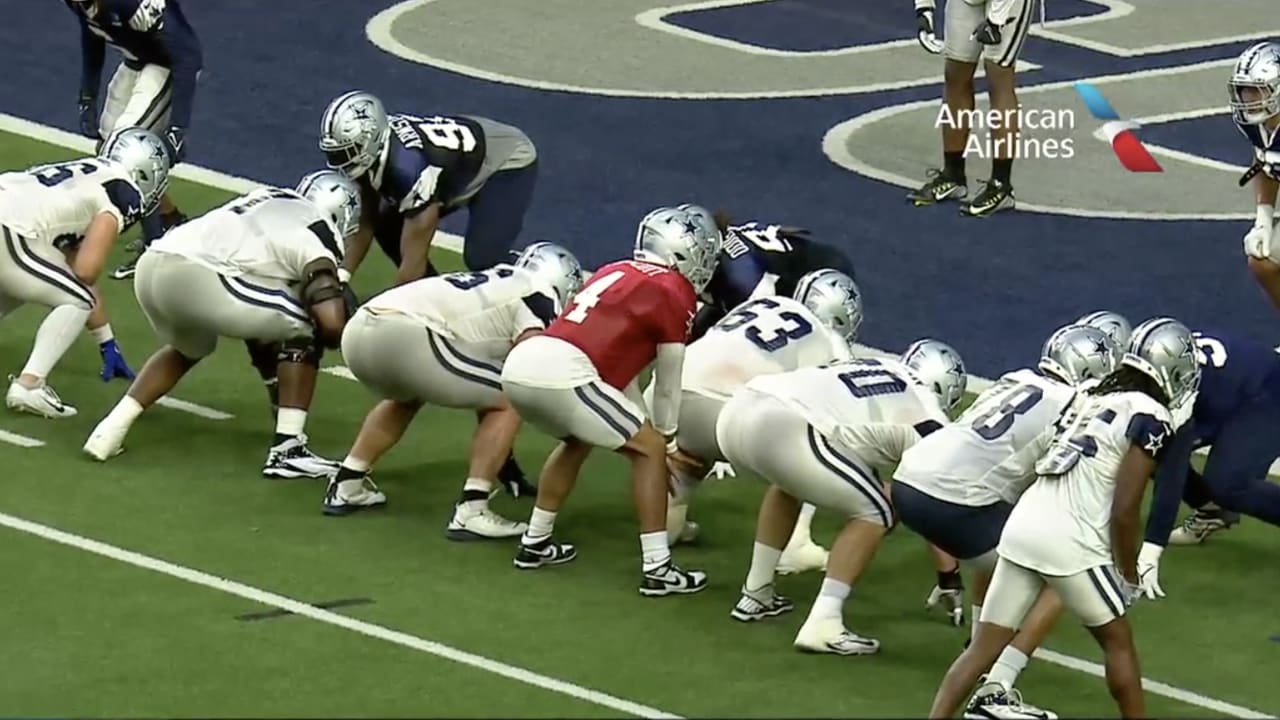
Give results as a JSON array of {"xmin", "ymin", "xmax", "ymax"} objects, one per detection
[
  {"xmin": 746, "ymin": 357, "xmax": 949, "ymax": 470},
  {"xmin": 0, "ymin": 158, "xmax": 142, "ymax": 250},
  {"xmin": 366, "ymin": 265, "xmax": 557, "ymax": 358},
  {"xmin": 683, "ymin": 296, "xmax": 852, "ymax": 400},
  {"xmin": 895, "ymin": 368, "xmax": 1076, "ymax": 506},
  {"xmin": 999, "ymin": 390, "xmax": 1173, "ymax": 576},
  {"xmin": 151, "ymin": 188, "xmax": 341, "ymax": 283}
]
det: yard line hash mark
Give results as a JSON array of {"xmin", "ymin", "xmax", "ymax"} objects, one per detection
[
  {"xmin": 0, "ymin": 511, "xmax": 681, "ymax": 720},
  {"xmin": 0, "ymin": 429, "xmax": 44, "ymax": 448},
  {"xmin": 156, "ymin": 396, "xmax": 234, "ymax": 420}
]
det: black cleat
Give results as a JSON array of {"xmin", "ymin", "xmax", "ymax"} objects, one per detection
[
  {"xmin": 639, "ymin": 561, "xmax": 708, "ymax": 597},
  {"xmin": 909, "ymin": 169, "xmax": 968, "ymax": 206},
  {"xmin": 961, "ymin": 179, "xmax": 1016, "ymax": 217},
  {"xmin": 513, "ymin": 537, "xmax": 577, "ymax": 569}
]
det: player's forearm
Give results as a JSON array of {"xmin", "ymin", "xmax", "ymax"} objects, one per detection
[
  {"xmin": 395, "ymin": 205, "xmax": 440, "ymax": 285},
  {"xmin": 1143, "ymin": 424, "xmax": 1196, "ymax": 545},
  {"xmin": 650, "ymin": 343, "xmax": 686, "ymax": 443},
  {"xmin": 689, "ymin": 304, "xmax": 724, "ymax": 342},
  {"xmin": 79, "ymin": 25, "xmax": 106, "ymax": 99},
  {"xmin": 1111, "ymin": 450, "xmax": 1154, "ymax": 581},
  {"xmin": 159, "ymin": 22, "xmax": 203, "ymax": 129},
  {"xmin": 342, "ymin": 225, "xmax": 373, "ymax": 279},
  {"xmin": 1255, "ymin": 174, "xmax": 1279, "ymax": 211}
]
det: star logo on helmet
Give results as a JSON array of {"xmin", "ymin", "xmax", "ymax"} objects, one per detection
[
  {"xmin": 682, "ymin": 220, "xmax": 699, "ymax": 235},
  {"xmin": 350, "ymin": 101, "xmax": 373, "ymax": 121},
  {"xmin": 1092, "ymin": 338, "xmax": 1110, "ymax": 354}
]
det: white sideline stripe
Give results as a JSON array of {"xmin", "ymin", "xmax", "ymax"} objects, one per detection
[
  {"xmin": 0, "ymin": 429, "xmax": 44, "ymax": 448},
  {"xmin": 3, "ymin": 113, "xmax": 1278, "ymax": 711},
  {"xmin": 156, "ymin": 396, "xmax": 234, "ymax": 420},
  {"xmin": 0, "ymin": 511, "xmax": 680, "ymax": 720}
]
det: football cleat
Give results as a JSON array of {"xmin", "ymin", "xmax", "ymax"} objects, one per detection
[
  {"xmin": 927, "ymin": 584, "xmax": 966, "ymax": 626},
  {"xmin": 83, "ymin": 419, "xmax": 128, "ymax": 460},
  {"xmin": 639, "ymin": 561, "xmax": 708, "ymax": 597},
  {"xmin": 513, "ymin": 537, "xmax": 577, "ymax": 569},
  {"xmin": 793, "ymin": 618, "xmax": 881, "ymax": 656},
  {"xmin": 446, "ymin": 504, "xmax": 528, "ymax": 541},
  {"xmin": 110, "ymin": 239, "xmax": 145, "ymax": 280},
  {"xmin": 965, "ymin": 681, "xmax": 1059, "ymax": 720},
  {"xmin": 909, "ymin": 169, "xmax": 968, "ymax": 206},
  {"xmin": 1169, "ymin": 507, "xmax": 1240, "ymax": 545},
  {"xmin": 322, "ymin": 476, "xmax": 387, "ymax": 516},
  {"xmin": 777, "ymin": 539, "xmax": 829, "ymax": 576},
  {"xmin": 6, "ymin": 377, "xmax": 76, "ymax": 418},
  {"xmin": 961, "ymin": 179, "xmax": 1016, "ymax": 217},
  {"xmin": 731, "ymin": 585, "xmax": 794, "ymax": 622},
  {"xmin": 263, "ymin": 434, "xmax": 340, "ymax": 479}
]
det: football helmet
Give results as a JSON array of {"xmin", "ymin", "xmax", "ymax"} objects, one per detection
[
  {"xmin": 675, "ymin": 203, "xmax": 723, "ymax": 245},
  {"xmin": 514, "ymin": 242, "xmax": 584, "ymax": 312},
  {"xmin": 1039, "ymin": 324, "xmax": 1121, "ymax": 385},
  {"xmin": 296, "ymin": 170, "xmax": 362, "ymax": 239},
  {"xmin": 1123, "ymin": 318, "xmax": 1201, "ymax": 407},
  {"xmin": 901, "ymin": 339, "xmax": 967, "ymax": 412},
  {"xmin": 1076, "ymin": 310, "xmax": 1133, "ymax": 349},
  {"xmin": 634, "ymin": 206, "xmax": 720, "ymax": 293},
  {"xmin": 793, "ymin": 269, "xmax": 864, "ymax": 343},
  {"xmin": 98, "ymin": 127, "xmax": 171, "ymax": 213},
  {"xmin": 1230, "ymin": 42, "xmax": 1280, "ymax": 125},
  {"xmin": 319, "ymin": 91, "xmax": 389, "ymax": 178}
]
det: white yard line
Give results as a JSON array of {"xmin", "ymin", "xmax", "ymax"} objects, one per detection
[
  {"xmin": 155, "ymin": 396, "xmax": 234, "ymax": 421},
  {"xmin": 0, "ymin": 429, "xmax": 45, "ymax": 448}
]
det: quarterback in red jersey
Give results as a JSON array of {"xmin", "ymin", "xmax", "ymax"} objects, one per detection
[{"xmin": 501, "ymin": 205, "xmax": 721, "ymax": 596}]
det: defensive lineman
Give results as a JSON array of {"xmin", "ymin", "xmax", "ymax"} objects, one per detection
[
  {"xmin": 721, "ymin": 341, "xmax": 966, "ymax": 654},
  {"xmin": 84, "ymin": 171, "xmax": 360, "ymax": 475},
  {"xmin": 1230, "ymin": 43, "xmax": 1280, "ymax": 311},
  {"xmin": 930, "ymin": 319, "xmax": 1200, "ymax": 719},
  {"xmin": 0, "ymin": 127, "xmax": 170, "ymax": 418},
  {"xmin": 500, "ymin": 206, "xmax": 719, "ymax": 595},
  {"xmin": 64, "ymin": 0, "xmax": 203, "ymax": 278},
  {"xmin": 324, "ymin": 243, "xmax": 584, "ymax": 538}
]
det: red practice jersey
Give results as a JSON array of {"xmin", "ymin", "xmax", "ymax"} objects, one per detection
[{"xmin": 543, "ymin": 260, "xmax": 697, "ymax": 388}]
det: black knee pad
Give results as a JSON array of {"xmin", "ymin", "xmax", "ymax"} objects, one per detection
[
  {"xmin": 277, "ymin": 337, "xmax": 323, "ymax": 367},
  {"xmin": 244, "ymin": 340, "xmax": 281, "ymax": 380}
]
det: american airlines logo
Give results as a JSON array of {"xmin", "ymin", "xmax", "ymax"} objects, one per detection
[{"xmin": 1073, "ymin": 83, "xmax": 1163, "ymax": 173}]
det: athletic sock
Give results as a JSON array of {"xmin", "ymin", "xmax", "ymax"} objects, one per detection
[
  {"xmin": 988, "ymin": 646, "xmax": 1029, "ymax": 691},
  {"xmin": 992, "ymin": 158, "xmax": 1014, "ymax": 185},
  {"xmin": 20, "ymin": 305, "xmax": 91, "ymax": 381},
  {"xmin": 522, "ymin": 507, "xmax": 557, "ymax": 545},
  {"xmin": 102, "ymin": 395, "xmax": 145, "ymax": 432},
  {"xmin": 809, "ymin": 577, "xmax": 851, "ymax": 622},
  {"xmin": 944, "ymin": 151, "xmax": 967, "ymax": 183},
  {"xmin": 334, "ymin": 459, "xmax": 369, "ymax": 493},
  {"xmin": 789, "ymin": 503, "xmax": 817, "ymax": 546},
  {"xmin": 640, "ymin": 530, "xmax": 671, "ymax": 573},
  {"xmin": 744, "ymin": 541, "xmax": 783, "ymax": 591},
  {"xmin": 461, "ymin": 477, "xmax": 493, "ymax": 510},
  {"xmin": 971, "ymin": 604, "xmax": 983, "ymax": 641},
  {"xmin": 273, "ymin": 407, "xmax": 307, "ymax": 445}
]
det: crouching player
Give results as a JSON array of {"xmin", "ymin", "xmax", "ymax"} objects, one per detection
[
  {"xmin": 500, "ymin": 206, "xmax": 720, "ymax": 596},
  {"xmin": 720, "ymin": 341, "xmax": 966, "ymax": 654},
  {"xmin": 84, "ymin": 171, "xmax": 361, "ymax": 474},
  {"xmin": 0, "ymin": 128, "xmax": 169, "ymax": 417},
  {"xmin": 930, "ymin": 319, "xmax": 1200, "ymax": 720},
  {"xmin": 323, "ymin": 242, "xmax": 583, "ymax": 534}
]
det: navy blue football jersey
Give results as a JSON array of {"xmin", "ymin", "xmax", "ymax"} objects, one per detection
[
  {"xmin": 1235, "ymin": 121, "xmax": 1280, "ymax": 181},
  {"xmin": 1190, "ymin": 330, "xmax": 1280, "ymax": 442},
  {"xmin": 373, "ymin": 114, "xmax": 488, "ymax": 217},
  {"xmin": 702, "ymin": 222, "xmax": 856, "ymax": 319}
]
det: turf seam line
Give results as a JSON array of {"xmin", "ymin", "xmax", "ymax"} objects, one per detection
[
  {"xmin": 0, "ymin": 510, "xmax": 683, "ymax": 719},
  {"xmin": 236, "ymin": 597, "xmax": 374, "ymax": 621}
]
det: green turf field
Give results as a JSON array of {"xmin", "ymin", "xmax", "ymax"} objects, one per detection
[{"xmin": 0, "ymin": 127, "xmax": 1275, "ymax": 718}]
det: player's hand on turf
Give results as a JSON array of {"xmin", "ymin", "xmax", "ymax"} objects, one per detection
[
  {"xmin": 99, "ymin": 339, "xmax": 135, "ymax": 382},
  {"xmin": 1137, "ymin": 542, "xmax": 1166, "ymax": 600},
  {"xmin": 707, "ymin": 461, "xmax": 736, "ymax": 480},
  {"xmin": 915, "ymin": 8, "xmax": 944, "ymax": 54},
  {"xmin": 971, "ymin": 19, "xmax": 1002, "ymax": 45},
  {"xmin": 1243, "ymin": 221, "xmax": 1274, "ymax": 260},
  {"xmin": 163, "ymin": 125, "xmax": 186, "ymax": 164},
  {"xmin": 77, "ymin": 93, "xmax": 100, "ymax": 140}
]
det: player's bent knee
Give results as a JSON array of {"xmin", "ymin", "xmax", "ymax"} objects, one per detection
[
  {"xmin": 944, "ymin": 60, "xmax": 979, "ymax": 86},
  {"xmin": 624, "ymin": 423, "xmax": 666, "ymax": 458}
]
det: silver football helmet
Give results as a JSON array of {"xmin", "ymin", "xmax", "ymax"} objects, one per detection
[
  {"xmin": 319, "ymin": 91, "xmax": 390, "ymax": 178},
  {"xmin": 1076, "ymin": 310, "xmax": 1133, "ymax": 349},
  {"xmin": 1039, "ymin": 324, "xmax": 1121, "ymax": 385},
  {"xmin": 901, "ymin": 338, "xmax": 967, "ymax": 413},
  {"xmin": 675, "ymin": 203, "xmax": 724, "ymax": 245},
  {"xmin": 296, "ymin": 170, "xmax": 362, "ymax": 239},
  {"xmin": 515, "ymin": 242, "xmax": 584, "ymax": 312},
  {"xmin": 1123, "ymin": 317, "xmax": 1201, "ymax": 407},
  {"xmin": 793, "ymin": 269, "xmax": 864, "ymax": 343},
  {"xmin": 634, "ymin": 206, "xmax": 720, "ymax": 293},
  {"xmin": 1230, "ymin": 42, "xmax": 1280, "ymax": 125},
  {"xmin": 98, "ymin": 127, "xmax": 171, "ymax": 214}
]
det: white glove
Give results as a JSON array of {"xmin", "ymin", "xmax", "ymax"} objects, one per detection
[
  {"xmin": 1137, "ymin": 542, "xmax": 1166, "ymax": 600},
  {"xmin": 707, "ymin": 461, "xmax": 736, "ymax": 480},
  {"xmin": 337, "ymin": 267, "xmax": 353, "ymax": 284},
  {"xmin": 915, "ymin": 8, "xmax": 944, "ymax": 54},
  {"xmin": 1244, "ymin": 204, "xmax": 1276, "ymax": 260}
]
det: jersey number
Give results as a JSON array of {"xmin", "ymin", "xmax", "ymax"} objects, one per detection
[
  {"xmin": 1039, "ymin": 408, "xmax": 1117, "ymax": 475},
  {"xmin": 968, "ymin": 383, "xmax": 1045, "ymax": 441},
  {"xmin": 30, "ymin": 161, "xmax": 98, "ymax": 187},
  {"xmin": 564, "ymin": 269, "xmax": 624, "ymax": 323},
  {"xmin": 415, "ymin": 116, "xmax": 478, "ymax": 152},
  {"xmin": 714, "ymin": 298, "xmax": 813, "ymax": 352},
  {"xmin": 838, "ymin": 360, "xmax": 908, "ymax": 398},
  {"xmin": 444, "ymin": 267, "xmax": 514, "ymax": 290},
  {"xmin": 1191, "ymin": 333, "xmax": 1227, "ymax": 368},
  {"xmin": 736, "ymin": 225, "xmax": 793, "ymax": 253}
]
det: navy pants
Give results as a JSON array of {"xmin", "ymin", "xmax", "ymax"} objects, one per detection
[{"xmin": 1184, "ymin": 399, "xmax": 1280, "ymax": 525}]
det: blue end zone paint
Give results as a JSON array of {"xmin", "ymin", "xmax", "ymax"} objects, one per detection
[{"xmin": 1141, "ymin": 114, "xmax": 1249, "ymax": 166}]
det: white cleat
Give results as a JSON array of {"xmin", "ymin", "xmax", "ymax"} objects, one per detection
[
  {"xmin": 793, "ymin": 618, "xmax": 880, "ymax": 656},
  {"xmin": 323, "ymin": 476, "xmax": 387, "ymax": 516},
  {"xmin": 83, "ymin": 420, "xmax": 128, "ymax": 461},
  {"xmin": 264, "ymin": 434, "xmax": 340, "ymax": 479},
  {"xmin": 731, "ymin": 584, "xmax": 794, "ymax": 622},
  {"xmin": 6, "ymin": 377, "xmax": 76, "ymax": 418},
  {"xmin": 777, "ymin": 539, "xmax": 828, "ymax": 576},
  {"xmin": 1168, "ymin": 507, "xmax": 1239, "ymax": 545},
  {"xmin": 446, "ymin": 504, "xmax": 528, "ymax": 541},
  {"xmin": 964, "ymin": 681, "xmax": 1058, "ymax": 720}
]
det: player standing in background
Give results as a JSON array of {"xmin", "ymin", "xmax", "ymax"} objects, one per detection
[
  {"xmin": 910, "ymin": 0, "xmax": 1038, "ymax": 216},
  {"xmin": 83, "ymin": 171, "xmax": 359, "ymax": 476},
  {"xmin": 64, "ymin": 0, "xmax": 202, "ymax": 279},
  {"xmin": 500, "ymin": 207, "xmax": 719, "ymax": 596},
  {"xmin": 323, "ymin": 243, "xmax": 583, "ymax": 537},
  {"xmin": 929, "ymin": 319, "xmax": 1200, "ymax": 720},
  {"xmin": 1230, "ymin": 43, "xmax": 1280, "ymax": 310},
  {"xmin": 0, "ymin": 128, "xmax": 169, "ymax": 418},
  {"xmin": 318, "ymin": 90, "xmax": 541, "ymax": 496},
  {"xmin": 722, "ymin": 341, "xmax": 965, "ymax": 654}
]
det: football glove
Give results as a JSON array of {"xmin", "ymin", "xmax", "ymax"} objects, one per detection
[
  {"xmin": 98, "ymin": 339, "xmax": 135, "ymax": 382},
  {"xmin": 916, "ymin": 8, "xmax": 944, "ymax": 54},
  {"xmin": 77, "ymin": 93, "xmax": 99, "ymax": 140},
  {"xmin": 707, "ymin": 461, "xmax": 736, "ymax": 480},
  {"xmin": 972, "ymin": 19, "xmax": 1003, "ymax": 45},
  {"xmin": 1137, "ymin": 542, "xmax": 1166, "ymax": 600},
  {"xmin": 926, "ymin": 584, "xmax": 965, "ymax": 626},
  {"xmin": 1244, "ymin": 222, "xmax": 1274, "ymax": 260},
  {"xmin": 162, "ymin": 125, "xmax": 186, "ymax": 164}
]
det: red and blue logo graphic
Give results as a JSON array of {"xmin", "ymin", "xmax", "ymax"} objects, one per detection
[{"xmin": 1074, "ymin": 83, "xmax": 1163, "ymax": 173}]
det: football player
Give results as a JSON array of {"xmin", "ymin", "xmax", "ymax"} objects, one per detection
[
  {"xmin": 0, "ymin": 127, "xmax": 169, "ymax": 418},
  {"xmin": 929, "ymin": 319, "xmax": 1199, "ymax": 720},
  {"xmin": 64, "ymin": 0, "xmax": 202, "ymax": 279},
  {"xmin": 499, "ymin": 206, "xmax": 719, "ymax": 596},
  {"xmin": 895, "ymin": 323, "xmax": 1120, "ymax": 719},
  {"xmin": 1230, "ymin": 43, "xmax": 1280, "ymax": 311},
  {"xmin": 653, "ymin": 269, "xmax": 862, "ymax": 550},
  {"xmin": 722, "ymin": 340, "xmax": 966, "ymax": 655},
  {"xmin": 319, "ymin": 90, "xmax": 541, "ymax": 496},
  {"xmin": 323, "ymin": 242, "xmax": 584, "ymax": 538},
  {"xmin": 83, "ymin": 171, "xmax": 360, "ymax": 477},
  {"xmin": 910, "ymin": 0, "xmax": 1039, "ymax": 216}
]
